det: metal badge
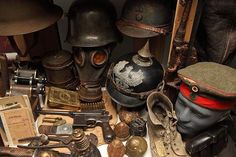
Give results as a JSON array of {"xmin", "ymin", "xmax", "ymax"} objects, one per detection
[
  {"xmin": 113, "ymin": 61, "xmax": 144, "ymax": 92},
  {"xmin": 56, "ymin": 124, "xmax": 73, "ymax": 134}
]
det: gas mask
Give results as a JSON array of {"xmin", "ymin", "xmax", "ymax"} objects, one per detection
[{"xmin": 73, "ymin": 44, "xmax": 114, "ymax": 102}]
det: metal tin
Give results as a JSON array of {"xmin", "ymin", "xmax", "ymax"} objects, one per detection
[
  {"xmin": 125, "ymin": 136, "xmax": 147, "ymax": 157},
  {"xmin": 114, "ymin": 122, "xmax": 130, "ymax": 141},
  {"xmin": 42, "ymin": 50, "xmax": 79, "ymax": 89},
  {"xmin": 118, "ymin": 107, "xmax": 141, "ymax": 125},
  {"xmin": 47, "ymin": 86, "xmax": 80, "ymax": 109},
  {"xmin": 107, "ymin": 139, "xmax": 126, "ymax": 157}
]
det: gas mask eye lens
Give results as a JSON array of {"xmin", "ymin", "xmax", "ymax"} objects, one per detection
[{"xmin": 92, "ymin": 51, "xmax": 107, "ymax": 67}]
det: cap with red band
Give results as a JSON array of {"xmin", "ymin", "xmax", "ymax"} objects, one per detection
[{"xmin": 179, "ymin": 83, "xmax": 235, "ymax": 110}]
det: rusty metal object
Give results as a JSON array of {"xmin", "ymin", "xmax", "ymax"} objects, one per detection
[
  {"xmin": 13, "ymin": 69, "xmax": 46, "ymax": 86},
  {"xmin": 0, "ymin": 147, "xmax": 34, "ymax": 157},
  {"xmin": 39, "ymin": 109, "xmax": 115, "ymax": 144},
  {"xmin": 38, "ymin": 124, "xmax": 73, "ymax": 135},
  {"xmin": 0, "ymin": 147, "xmax": 70, "ymax": 157},
  {"xmin": 80, "ymin": 101, "xmax": 105, "ymax": 111},
  {"xmin": 42, "ymin": 117, "xmax": 66, "ymax": 126},
  {"xmin": 125, "ymin": 136, "xmax": 147, "ymax": 157},
  {"xmin": 0, "ymin": 0, "xmax": 63, "ymax": 36},
  {"xmin": 15, "ymin": 69, "xmax": 37, "ymax": 78},
  {"xmin": 18, "ymin": 134, "xmax": 49, "ymax": 147},
  {"xmin": 42, "ymin": 50, "xmax": 79, "ymax": 90},
  {"xmin": 114, "ymin": 122, "xmax": 130, "ymax": 141},
  {"xmin": 18, "ymin": 129, "xmax": 101, "ymax": 157},
  {"xmin": 37, "ymin": 151, "xmax": 62, "ymax": 157},
  {"xmin": 167, "ymin": 0, "xmax": 193, "ymax": 74},
  {"xmin": 87, "ymin": 133, "xmax": 98, "ymax": 147},
  {"xmin": 119, "ymin": 107, "xmax": 141, "ymax": 125},
  {"xmin": 129, "ymin": 117, "xmax": 147, "ymax": 137},
  {"xmin": 107, "ymin": 139, "xmax": 126, "ymax": 157},
  {"xmin": 7, "ymin": 84, "xmax": 44, "ymax": 97}
]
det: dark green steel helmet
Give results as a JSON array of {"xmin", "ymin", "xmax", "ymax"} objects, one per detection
[
  {"xmin": 66, "ymin": 0, "xmax": 121, "ymax": 47},
  {"xmin": 116, "ymin": 0, "xmax": 172, "ymax": 38}
]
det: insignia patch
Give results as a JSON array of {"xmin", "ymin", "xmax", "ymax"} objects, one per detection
[{"xmin": 113, "ymin": 61, "xmax": 144, "ymax": 92}]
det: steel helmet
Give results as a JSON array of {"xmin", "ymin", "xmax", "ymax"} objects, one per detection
[
  {"xmin": 106, "ymin": 41, "xmax": 164, "ymax": 107},
  {"xmin": 0, "ymin": 0, "xmax": 63, "ymax": 36},
  {"xmin": 66, "ymin": 0, "xmax": 121, "ymax": 47},
  {"xmin": 116, "ymin": 0, "xmax": 172, "ymax": 38}
]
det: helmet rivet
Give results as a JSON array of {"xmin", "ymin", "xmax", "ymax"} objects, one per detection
[
  {"xmin": 135, "ymin": 6, "xmax": 143, "ymax": 12},
  {"xmin": 191, "ymin": 86, "xmax": 199, "ymax": 93},
  {"xmin": 136, "ymin": 14, "xmax": 143, "ymax": 21}
]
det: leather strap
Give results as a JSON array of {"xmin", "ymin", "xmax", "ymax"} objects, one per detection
[{"xmin": 116, "ymin": 19, "xmax": 170, "ymax": 35}]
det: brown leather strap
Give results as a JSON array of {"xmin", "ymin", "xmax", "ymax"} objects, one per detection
[{"xmin": 116, "ymin": 19, "xmax": 170, "ymax": 35}]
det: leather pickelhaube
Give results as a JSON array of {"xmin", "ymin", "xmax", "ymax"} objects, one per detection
[
  {"xmin": 66, "ymin": 0, "xmax": 121, "ymax": 47},
  {"xmin": 0, "ymin": 0, "xmax": 63, "ymax": 36},
  {"xmin": 106, "ymin": 41, "xmax": 164, "ymax": 107},
  {"xmin": 116, "ymin": 0, "xmax": 172, "ymax": 38}
]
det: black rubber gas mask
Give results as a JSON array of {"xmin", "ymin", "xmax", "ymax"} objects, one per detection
[{"xmin": 73, "ymin": 44, "xmax": 113, "ymax": 102}]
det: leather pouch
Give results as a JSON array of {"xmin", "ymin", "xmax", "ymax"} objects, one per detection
[{"xmin": 185, "ymin": 124, "xmax": 228, "ymax": 157}]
